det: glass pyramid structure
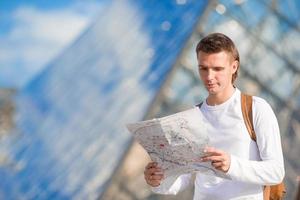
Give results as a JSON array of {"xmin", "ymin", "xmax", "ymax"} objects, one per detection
[
  {"xmin": 0, "ymin": 0, "xmax": 299, "ymax": 199},
  {"xmin": 0, "ymin": 0, "xmax": 208, "ymax": 199}
]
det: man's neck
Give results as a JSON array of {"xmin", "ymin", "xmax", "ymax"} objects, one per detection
[{"xmin": 206, "ymin": 86, "xmax": 236, "ymax": 106}]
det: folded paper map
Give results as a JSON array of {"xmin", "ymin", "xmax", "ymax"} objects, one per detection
[{"xmin": 126, "ymin": 107, "xmax": 228, "ymax": 189}]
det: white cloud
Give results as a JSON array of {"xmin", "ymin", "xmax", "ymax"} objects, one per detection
[{"xmin": 0, "ymin": 1, "xmax": 103, "ymax": 88}]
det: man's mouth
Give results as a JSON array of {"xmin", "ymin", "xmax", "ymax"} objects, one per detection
[{"xmin": 207, "ymin": 83, "xmax": 215, "ymax": 88}]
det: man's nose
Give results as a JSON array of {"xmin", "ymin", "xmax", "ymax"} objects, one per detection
[{"xmin": 207, "ymin": 69, "xmax": 214, "ymax": 80}]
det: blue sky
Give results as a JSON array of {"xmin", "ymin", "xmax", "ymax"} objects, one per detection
[{"xmin": 0, "ymin": 0, "xmax": 105, "ymax": 88}]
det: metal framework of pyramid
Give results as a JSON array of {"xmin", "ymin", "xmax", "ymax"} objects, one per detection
[{"xmin": 0, "ymin": 0, "xmax": 299, "ymax": 199}]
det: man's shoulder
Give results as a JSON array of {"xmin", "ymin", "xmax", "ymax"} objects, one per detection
[
  {"xmin": 252, "ymin": 95, "xmax": 268, "ymax": 105},
  {"xmin": 239, "ymin": 91, "xmax": 274, "ymax": 112},
  {"xmin": 239, "ymin": 91, "xmax": 269, "ymax": 106},
  {"xmin": 249, "ymin": 95, "xmax": 275, "ymax": 117}
]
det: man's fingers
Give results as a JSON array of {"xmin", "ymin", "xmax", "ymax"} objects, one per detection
[
  {"xmin": 148, "ymin": 174, "xmax": 164, "ymax": 180},
  {"xmin": 146, "ymin": 162, "xmax": 158, "ymax": 169},
  {"xmin": 211, "ymin": 161, "xmax": 223, "ymax": 168},
  {"xmin": 145, "ymin": 171, "xmax": 164, "ymax": 187},
  {"xmin": 144, "ymin": 162, "xmax": 161, "ymax": 174},
  {"xmin": 201, "ymin": 155, "xmax": 225, "ymax": 162},
  {"xmin": 204, "ymin": 147, "xmax": 223, "ymax": 155},
  {"xmin": 147, "ymin": 180, "xmax": 161, "ymax": 187},
  {"xmin": 144, "ymin": 162, "xmax": 164, "ymax": 187},
  {"xmin": 215, "ymin": 166, "xmax": 224, "ymax": 171},
  {"xmin": 210, "ymin": 158, "xmax": 230, "ymax": 173},
  {"xmin": 197, "ymin": 147, "xmax": 231, "ymax": 173},
  {"xmin": 144, "ymin": 167, "xmax": 162, "ymax": 175},
  {"xmin": 144, "ymin": 169, "xmax": 164, "ymax": 178}
]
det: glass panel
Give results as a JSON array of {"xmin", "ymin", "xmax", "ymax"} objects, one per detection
[
  {"xmin": 270, "ymin": 69, "xmax": 296, "ymax": 99},
  {"xmin": 277, "ymin": 0, "xmax": 300, "ymax": 23},
  {"xmin": 276, "ymin": 30, "xmax": 300, "ymax": 71},
  {"xmin": 221, "ymin": 0, "xmax": 267, "ymax": 28}
]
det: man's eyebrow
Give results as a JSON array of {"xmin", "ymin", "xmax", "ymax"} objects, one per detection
[
  {"xmin": 213, "ymin": 66, "xmax": 225, "ymax": 68},
  {"xmin": 198, "ymin": 65, "xmax": 224, "ymax": 68}
]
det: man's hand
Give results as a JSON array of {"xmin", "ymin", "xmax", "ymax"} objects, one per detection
[
  {"xmin": 200, "ymin": 147, "xmax": 231, "ymax": 173},
  {"xmin": 144, "ymin": 162, "xmax": 164, "ymax": 187}
]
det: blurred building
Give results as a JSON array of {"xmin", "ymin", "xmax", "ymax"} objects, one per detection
[
  {"xmin": 0, "ymin": 0, "xmax": 299, "ymax": 199},
  {"xmin": 102, "ymin": 0, "xmax": 300, "ymax": 199}
]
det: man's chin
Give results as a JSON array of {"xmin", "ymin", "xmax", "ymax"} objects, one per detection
[{"xmin": 207, "ymin": 88, "xmax": 218, "ymax": 95}]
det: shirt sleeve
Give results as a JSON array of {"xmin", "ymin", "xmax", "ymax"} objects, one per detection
[
  {"xmin": 151, "ymin": 173, "xmax": 192, "ymax": 195},
  {"xmin": 227, "ymin": 97, "xmax": 285, "ymax": 185}
]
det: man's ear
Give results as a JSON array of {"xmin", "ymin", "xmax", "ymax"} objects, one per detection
[{"xmin": 231, "ymin": 60, "xmax": 239, "ymax": 74}]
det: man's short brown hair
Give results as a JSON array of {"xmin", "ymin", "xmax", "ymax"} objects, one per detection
[{"xmin": 196, "ymin": 33, "xmax": 240, "ymax": 83}]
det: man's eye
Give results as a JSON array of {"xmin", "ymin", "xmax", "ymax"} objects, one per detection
[
  {"xmin": 199, "ymin": 68, "xmax": 207, "ymax": 71},
  {"xmin": 215, "ymin": 67, "xmax": 223, "ymax": 71}
]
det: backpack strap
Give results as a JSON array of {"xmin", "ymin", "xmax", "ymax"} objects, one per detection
[
  {"xmin": 240, "ymin": 93, "xmax": 286, "ymax": 200},
  {"xmin": 241, "ymin": 93, "xmax": 256, "ymax": 141}
]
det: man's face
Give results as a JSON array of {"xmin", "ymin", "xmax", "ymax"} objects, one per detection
[{"xmin": 197, "ymin": 51, "xmax": 238, "ymax": 95}]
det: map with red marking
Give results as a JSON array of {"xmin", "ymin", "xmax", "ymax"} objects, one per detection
[{"xmin": 127, "ymin": 107, "xmax": 227, "ymax": 188}]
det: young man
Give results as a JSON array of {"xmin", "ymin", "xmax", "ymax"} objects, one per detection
[{"xmin": 144, "ymin": 33, "xmax": 285, "ymax": 199}]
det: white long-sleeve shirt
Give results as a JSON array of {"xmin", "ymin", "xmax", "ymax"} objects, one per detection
[{"xmin": 152, "ymin": 88, "xmax": 284, "ymax": 200}]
